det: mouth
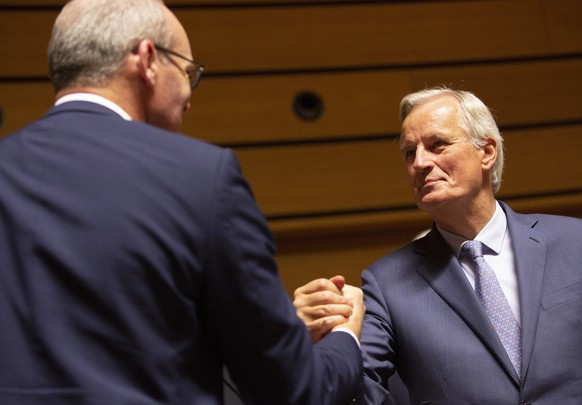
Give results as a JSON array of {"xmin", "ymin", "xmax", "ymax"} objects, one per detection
[
  {"xmin": 416, "ymin": 178, "xmax": 441, "ymax": 192},
  {"xmin": 425, "ymin": 178, "xmax": 441, "ymax": 185}
]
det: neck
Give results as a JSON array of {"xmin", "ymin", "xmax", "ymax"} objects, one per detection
[
  {"xmin": 432, "ymin": 193, "xmax": 496, "ymax": 239},
  {"xmin": 55, "ymin": 80, "xmax": 144, "ymax": 123}
]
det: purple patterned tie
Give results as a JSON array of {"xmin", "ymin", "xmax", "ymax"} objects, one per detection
[{"xmin": 461, "ymin": 240, "xmax": 521, "ymax": 376}]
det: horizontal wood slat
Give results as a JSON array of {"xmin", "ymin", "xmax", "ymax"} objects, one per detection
[
  {"xmin": 186, "ymin": 58, "xmax": 582, "ymax": 144},
  {"xmin": 543, "ymin": 0, "xmax": 582, "ymax": 53},
  {"xmin": 238, "ymin": 139, "xmax": 411, "ymax": 217},
  {"xmin": 272, "ymin": 191, "xmax": 582, "ymax": 242},
  {"xmin": 2, "ymin": 1, "xmax": 581, "ymax": 77},
  {"xmin": 0, "ymin": 82, "xmax": 54, "ymax": 136},
  {"xmin": 275, "ymin": 192, "xmax": 582, "ymax": 294},
  {"xmin": 174, "ymin": 0, "xmax": 582, "ymax": 72},
  {"xmin": 0, "ymin": 0, "xmax": 371, "ymax": 5},
  {"xmin": 4, "ymin": 58, "xmax": 580, "ymax": 142},
  {"xmin": 5, "ymin": 98, "xmax": 576, "ymax": 226},
  {"xmin": 0, "ymin": 0, "xmax": 62, "ymax": 4},
  {"xmin": 237, "ymin": 124, "xmax": 582, "ymax": 218},
  {"xmin": 0, "ymin": 10, "xmax": 55, "ymax": 77},
  {"xmin": 502, "ymin": 125, "xmax": 582, "ymax": 196},
  {"xmin": 407, "ymin": 58, "xmax": 582, "ymax": 130},
  {"xmin": 276, "ymin": 224, "xmax": 427, "ymax": 293},
  {"xmin": 1, "ymin": 0, "xmax": 581, "ymax": 296}
]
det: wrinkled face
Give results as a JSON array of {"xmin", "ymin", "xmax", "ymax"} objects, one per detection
[
  {"xmin": 146, "ymin": 8, "xmax": 193, "ymax": 132},
  {"xmin": 399, "ymin": 96, "xmax": 490, "ymax": 215}
]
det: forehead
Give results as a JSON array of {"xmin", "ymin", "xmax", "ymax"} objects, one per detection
[{"xmin": 400, "ymin": 96, "xmax": 465, "ymax": 143}]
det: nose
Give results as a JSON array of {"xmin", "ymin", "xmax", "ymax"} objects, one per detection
[{"xmin": 413, "ymin": 147, "xmax": 432, "ymax": 172}]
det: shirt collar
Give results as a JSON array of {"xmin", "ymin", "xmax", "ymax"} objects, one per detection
[
  {"xmin": 55, "ymin": 93, "xmax": 132, "ymax": 121},
  {"xmin": 438, "ymin": 201, "xmax": 507, "ymax": 257}
]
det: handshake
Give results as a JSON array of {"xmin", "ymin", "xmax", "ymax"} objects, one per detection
[{"xmin": 293, "ymin": 275, "xmax": 365, "ymax": 343}]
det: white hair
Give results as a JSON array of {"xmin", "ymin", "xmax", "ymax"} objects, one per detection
[
  {"xmin": 48, "ymin": 0, "xmax": 171, "ymax": 91},
  {"xmin": 400, "ymin": 86, "xmax": 505, "ymax": 194}
]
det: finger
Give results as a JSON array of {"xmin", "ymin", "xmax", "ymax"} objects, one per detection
[
  {"xmin": 293, "ymin": 289, "xmax": 351, "ymax": 309},
  {"xmin": 296, "ymin": 303, "xmax": 353, "ymax": 322},
  {"xmin": 341, "ymin": 285, "xmax": 364, "ymax": 308},
  {"xmin": 293, "ymin": 278, "xmax": 343, "ymax": 298},
  {"xmin": 329, "ymin": 275, "xmax": 345, "ymax": 291},
  {"xmin": 333, "ymin": 285, "xmax": 365, "ymax": 339},
  {"xmin": 306, "ymin": 315, "xmax": 349, "ymax": 343}
]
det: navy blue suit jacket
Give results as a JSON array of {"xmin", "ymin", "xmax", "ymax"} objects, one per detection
[
  {"xmin": 0, "ymin": 102, "xmax": 362, "ymax": 404},
  {"xmin": 360, "ymin": 202, "xmax": 582, "ymax": 404}
]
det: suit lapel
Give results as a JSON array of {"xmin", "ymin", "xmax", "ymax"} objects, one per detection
[
  {"xmin": 415, "ymin": 226, "xmax": 521, "ymax": 385},
  {"xmin": 501, "ymin": 202, "xmax": 546, "ymax": 380}
]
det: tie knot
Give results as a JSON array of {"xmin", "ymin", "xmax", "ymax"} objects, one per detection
[{"xmin": 461, "ymin": 240, "xmax": 484, "ymax": 260}]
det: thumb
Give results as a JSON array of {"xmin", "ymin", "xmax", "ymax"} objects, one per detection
[{"xmin": 329, "ymin": 275, "xmax": 346, "ymax": 291}]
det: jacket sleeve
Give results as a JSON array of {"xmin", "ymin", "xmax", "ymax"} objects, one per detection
[
  {"xmin": 203, "ymin": 149, "xmax": 363, "ymax": 405},
  {"xmin": 357, "ymin": 269, "xmax": 398, "ymax": 405}
]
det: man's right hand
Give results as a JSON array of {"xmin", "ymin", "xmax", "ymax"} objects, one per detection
[
  {"xmin": 293, "ymin": 275, "xmax": 364, "ymax": 343},
  {"xmin": 332, "ymin": 283, "xmax": 364, "ymax": 341}
]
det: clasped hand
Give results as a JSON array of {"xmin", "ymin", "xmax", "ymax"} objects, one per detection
[{"xmin": 293, "ymin": 275, "xmax": 364, "ymax": 343}]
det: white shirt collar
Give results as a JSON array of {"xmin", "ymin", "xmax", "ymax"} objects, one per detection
[
  {"xmin": 438, "ymin": 201, "xmax": 507, "ymax": 257},
  {"xmin": 55, "ymin": 93, "xmax": 132, "ymax": 121}
]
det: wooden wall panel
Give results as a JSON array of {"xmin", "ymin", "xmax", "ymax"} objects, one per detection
[
  {"xmin": 186, "ymin": 71, "xmax": 409, "ymax": 144},
  {"xmin": 175, "ymin": 0, "xmax": 581, "ymax": 72},
  {"xmin": 275, "ymin": 193, "xmax": 582, "ymax": 290},
  {"xmin": 502, "ymin": 125, "xmax": 582, "ymax": 196},
  {"xmin": 0, "ymin": 82, "xmax": 54, "ymax": 136},
  {"xmin": 2, "ymin": 1, "xmax": 582, "ymax": 76},
  {"xmin": 3, "ymin": 58, "xmax": 581, "ymax": 143},
  {"xmin": 238, "ymin": 125, "xmax": 582, "ymax": 219},
  {"xmin": 276, "ymin": 228, "xmax": 425, "ymax": 293},
  {"xmin": 543, "ymin": 0, "xmax": 582, "ymax": 52},
  {"xmin": 407, "ymin": 59, "xmax": 582, "ymax": 128},
  {"xmin": 1, "ymin": 0, "xmax": 581, "ymax": 295},
  {"xmin": 237, "ymin": 139, "xmax": 411, "ymax": 218},
  {"xmin": 0, "ymin": 0, "xmax": 62, "ymax": 4},
  {"xmin": 186, "ymin": 58, "xmax": 582, "ymax": 144},
  {"xmin": 0, "ymin": 10, "xmax": 55, "ymax": 77},
  {"xmin": 0, "ymin": 0, "xmax": 346, "ymax": 5}
]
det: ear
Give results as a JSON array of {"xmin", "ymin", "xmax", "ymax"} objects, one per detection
[
  {"xmin": 133, "ymin": 40, "xmax": 159, "ymax": 88},
  {"xmin": 481, "ymin": 137, "xmax": 497, "ymax": 171}
]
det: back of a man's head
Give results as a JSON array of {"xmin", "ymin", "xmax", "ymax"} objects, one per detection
[{"xmin": 48, "ymin": 0, "xmax": 171, "ymax": 92}]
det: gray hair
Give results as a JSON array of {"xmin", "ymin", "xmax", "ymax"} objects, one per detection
[
  {"xmin": 399, "ymin": 87, "xmax": 505, "ymax": 194},
  {"xmin": 48, "ymin": 0, "xmax": 171, "ymax": 91}
]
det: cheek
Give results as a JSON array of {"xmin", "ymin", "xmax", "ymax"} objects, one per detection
[
  {"xmin": 404, "ymin": 165, "xmax": 417, "ymax": 184},
  {"xmin": 435, "ymin": 156, "xmax": 462, "ymax": 178},
  {"xmin": 448, "ymin": 160, "xmax": 481, "ymax": 187}
]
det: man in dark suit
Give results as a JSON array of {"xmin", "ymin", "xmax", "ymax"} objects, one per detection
[
  {"xmin": 294, "ymin": 87, "xmax": 582, "ymax": 404},
  {"xmin": 0, "ymin": 0, "xmax": 364, "ymax": 403}
]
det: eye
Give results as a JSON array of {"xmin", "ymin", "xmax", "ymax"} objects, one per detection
[
  {"xmin": 401, "ymin": 147, "xmax": 416, "ymax": 162},
  {"xmin": 431, "ymin": 139, "xmax": 449, "ymax": 152}
]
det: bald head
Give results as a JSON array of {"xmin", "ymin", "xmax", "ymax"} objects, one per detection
[{"xmin": 48, "ymin": 0, "xmax": 171, "ymax": 92}]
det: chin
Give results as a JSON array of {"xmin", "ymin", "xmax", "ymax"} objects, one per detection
[{"xmin": 416, "ymin": 192, "xmax": 450, "ymax": 213}]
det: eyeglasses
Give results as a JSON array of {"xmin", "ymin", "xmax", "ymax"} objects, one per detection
[{"xmin": 154, "ymin": 45, "xmax": 204, "ymax": 89}]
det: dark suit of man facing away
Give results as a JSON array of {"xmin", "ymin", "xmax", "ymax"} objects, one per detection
[{"xmin": 0, "ymin": 0, "xmax": 364, "ymax": 403}]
